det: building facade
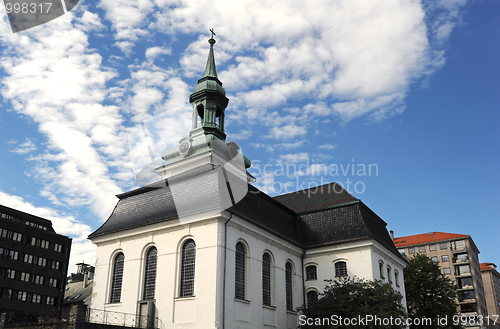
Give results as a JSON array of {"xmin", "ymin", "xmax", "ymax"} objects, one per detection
[
  {"xmin": 88, "ymin": 35, "xmax": 407, "ymax": 329},
  {"xmin": 393, "ymin": 232, "xmax": 488, "ymax": 328},
  {"xmin": 481, "ymin": 263, "xmax": 500, "ymax": 328},
  {"xmin": 0, "ymin": 204, "xmax": 72, "ymax": 316}
]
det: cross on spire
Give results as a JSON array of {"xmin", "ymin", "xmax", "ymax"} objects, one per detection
[{"xmin": 209, "ymin": 28, "xmax": 216, "ymax": 39}]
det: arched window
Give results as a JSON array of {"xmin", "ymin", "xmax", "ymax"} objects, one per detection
[
  {"xmin": 285, "ymin": 262, "xmax": 293, "ymax": 311},
  {"xmin": 235, "ymin": 242, "xmax": 246, "ymax": 299},
  {"xmin": 143, "ymin": 247, "xmax": 157, "ymax": 300},
  {"xmin": 305, "ymin": 265, "xmax": 317, "ymax": 281},
  {"xmin": 180, "ymin": 239, "xmax": 196, "ymax": 297},
  {"xmin": 334, "ymin": 261, "xmax": 347, "ymax": 277},
  {"xmin": 110, "ymin": 253, "xmax": 124, "ymax": 303},
  {"xmin": 306, "ymin": 290, "xmax": 318, "ymax": 308},
  {"xmin": 262, "ymin": 253, "xmax": 271, "ymax": 306}
]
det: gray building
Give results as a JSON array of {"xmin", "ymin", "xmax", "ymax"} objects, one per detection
[{"xmin": 0, "ymin": 204, "xmax": 71, "ymax": 316}]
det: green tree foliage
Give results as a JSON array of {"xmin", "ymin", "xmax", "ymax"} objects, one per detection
[
  {"xmin": 299, "ymin": 277, "xmax": 407, "ymax": 328},
  {"xmin": 404, "ymin": 253, "xmax": 462, "ymax": 329}
]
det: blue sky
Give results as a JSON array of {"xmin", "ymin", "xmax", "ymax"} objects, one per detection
[{"xmin": 0, "ymin": 0, "xmax": 498, "ymax": 272}]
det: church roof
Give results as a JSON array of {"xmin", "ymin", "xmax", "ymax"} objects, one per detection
[{"xmin": 89, "ymin": 180, "xmax": 403, "ymax": 261}]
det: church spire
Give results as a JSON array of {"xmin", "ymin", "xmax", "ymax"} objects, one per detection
[
  {"xmin": 189, "ymin": 29, "xmax": 228, "ymax": 140},
  {"xmin": 201, "ymin": 29, "xmax": 218, "ymax": 79}
]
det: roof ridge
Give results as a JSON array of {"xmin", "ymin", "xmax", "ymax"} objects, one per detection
[{"xmin": 273, "ymin": 181, "xmax": 357, "ymax": 199}]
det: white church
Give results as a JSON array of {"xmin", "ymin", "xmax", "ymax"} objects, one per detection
[{"xmin": 89, "ymin": 34, "xmax": 407, "ymax": 329}]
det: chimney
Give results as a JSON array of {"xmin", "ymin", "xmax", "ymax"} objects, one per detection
[{"xmin": 390, "ymin": 230, "xmax": 394, "ymax": 240}]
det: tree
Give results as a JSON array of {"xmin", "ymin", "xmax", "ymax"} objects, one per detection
[
  {"xmin": 404, "ymin": 253, "xmax": 462, "ymax": 329},
  {"xmin": 299, "ymin": 277, "xmax": 407, "ymax": 328}
]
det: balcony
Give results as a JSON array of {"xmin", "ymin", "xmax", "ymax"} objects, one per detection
[
  {"xmin": 450, "ymin": 245, "xmax": 467, "ymax": 254},
  {"xmin": 453, "ymin": 256, "xmax": 469, "ymax": 264},
  {"xmin": 459, "ymin": 298, "xmax": 476, "ymax": 304}
]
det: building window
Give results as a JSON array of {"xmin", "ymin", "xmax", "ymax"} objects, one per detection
[
  {"xmin": 305, "ymin": 265, "xmax": 317, "ymax": 280},
  {"xmin": 429, "ymin": 244, "xmax": 436, "ymax": 251},
  {"xmin": 49, "ymin": 278, "xmax": 57, "ymax": 287},
  {"xmin": 419, "ymin": 246, "xmax": 426, "ymax": 253},
  {"xmin": 334, "ymin": 261, "xmax": 347, "ymax": 277},
  {"xmin": 110, "ymin": 252, "xmax": 124, "ymax": 303},
  {"xmin": 395, "ymin": 271, "xmax": 399, "ymax": 287},
  {"xmin": 143, "ymin": 247, "xmax": 157, "ymax": 300},
  {"xmin": 180, "ymin": 239, "xmax": 196, "ymax": 297},
  {"xmin": 306, "ymin": 290, "xmax": 318, "ymax": 308},
  {"xmin": 431, "ymin": 256, "xmax": 438, "ymax": 262},
  {"xmin": 408, "ymin": 248, "xmax": 415, "ymax": 254},
  {"xmin": 54, "ymin": 243, "xmax": 62, "ymax": 253},
  {"xmin": 46, "ymin": 296, "xmax": 55, "ymax": 305},
  {"xmin": 262, "ymin": 253, "xmax": 272, "ymax": 306},
  {"xmin": 387, "ymin": 266, "xmax": 392, "ymax": 283},
  {"xmin": 285, "ymin": 262, "xmax": 293, "ymax": 311},
  {"xmin": 442, "ymin": 255, "xmax": 449, "ymax": 262},
  {"xmin": 20, "ymin": 272, "xmax": 30, "ymax": 282},
  {"xmin": 398, "ymin": 249, "xmax": 405, "ymax": 256},
  {"xmin": 440, "ymin": 243, "xmax": 447, "ymax": 250},
  {"xmin": 235, "ymin": 242, "xmax": 246, "ymax": 300},
  {"xmin": 51, "ymin": 261, "xmax": 60, "ymax": 270},
  {"xmin": 443, "ymin": 267, "xmax": 451, "ymax": 275},
  {"xmin": 379, "ymin": 261, "xmax": 384, "ymax": 279}
]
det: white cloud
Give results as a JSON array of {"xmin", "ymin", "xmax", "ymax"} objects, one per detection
[
  {"xmin": 318, "ymin": 144, "xmax": 336, "ymax": 151},
  {"xmin": 145, "ymin": 46, "xmax": 172, "ymax": 61},
  {"xmin": 278, "ymin": 153, "xmax": 309, "ymax": 164},
  {"xmin": 10, "ymin": 138, "xmax": 37, "ymax": 154}
]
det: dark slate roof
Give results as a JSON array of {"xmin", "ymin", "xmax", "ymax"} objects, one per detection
[
  {"xmin": 89, "ymin": 177, "xmax": 403, "ymax": 260},
  {"xmin": 273, "ymin": 182, "xmax": 358, "ymax": 214}
]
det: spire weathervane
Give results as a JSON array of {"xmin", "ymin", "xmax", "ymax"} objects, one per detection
[{"xmin": 209, "ymin": 28, "xmax": 216, "ymax": 45}]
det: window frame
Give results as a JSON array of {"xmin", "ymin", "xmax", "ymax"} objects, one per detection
[
  {"xmin": 235, "ymin": 242, "xmax": 246, "ymax": 300},
  {"xmin": 179, "ymin": 239, "xmax": 196, "ymax": 297},
  {"xmin": 262, "ymin": 252, "xmax": 273, "ymax": 306},
  {"xmin": 305, "ymin": 264, "xmax": 317, "ymax": 281},
  {"xmin": 306, "ymin": 289, "xmax": 319, "ymax": 308},
  {"xmin": 109, "ymin": 252, "xmax": 125, "ymax": 303},
  {"xmin": 334, "ymin": 261, "xmax": 347, "ymax": 278},
  {"xmin": 285, "ymin": 261, "xmax": 294, "ymax": 311},
  {"xmin": 142, "ymin": 246, "xmax": 157, "ymax": 300}
]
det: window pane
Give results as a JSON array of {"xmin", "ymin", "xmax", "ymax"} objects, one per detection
[
  {"xmin": 143, "ymin": 247, "xmax": 157, "ymax": 300},
  {"xmin": 305, "ymin": 265, "xmax": 317, "ymax": 280},
  {"xmin": 442, "ymin": 255, "xmax": 449, "ymax": 262},
  {"xmin": 235, "ymin": 243, "xmax": 245, "ymax": 299},
  {"xmin": 440, "ymin": 243, "xmax": 447, "ymax": 250},
  {"xmin": 262, "ymin": 253, "xmax": 271, "ymax": 306},
  {"xmin": 408, "ymin": 248, "xmax": 415, "ymax": 254},
  {"xmin": 419, "ymin": 246, "xmax": 426, "ymax": 252},
  {"xmin": 180, "ymin": 240, "xmax": 196, "ymax": 297},
  {"xmin": 335, "ymin": 262, "xmax": 347, "ymax": 277},
  {"xmin": 110, "ymin": 253, "xmax": 124, "ymax": 303},
  {"xmin": 429, "ymin": 244, "xmax": 436, "ymax": 251},
  {"xmin": 285, "ymin": 262, "xmax": 293, "ymax": 311},
  {"xmin": 443, "ymin": 267, "xmax": 451, "ymax": 274},
  {"xmin": 306, "ymin": 290, "xmax": 318, "ymax": 308}
]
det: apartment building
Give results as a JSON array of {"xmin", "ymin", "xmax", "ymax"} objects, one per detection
[
  {"xmin": 393, "ymin": 232, "xmax": 487, "ymax": 328},
  {"xmin": 481, "ymin": 263, "xmax": 500, "ymax": 328},
  {"xmin": 0, "ymin": 204, "xmax": 72, "ymax": 316}
]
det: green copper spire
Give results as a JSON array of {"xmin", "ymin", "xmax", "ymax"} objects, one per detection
[
  {"xmin": 202, "ymin": 36, "xmax": 218, "ymax": 79},
  {"xmin": 193, "ymin": 29, "xmax": 226, "ymax": 96}
]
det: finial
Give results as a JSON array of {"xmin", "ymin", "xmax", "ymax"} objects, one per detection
[{"xmin": 209, "ymin": 28, "xmax": 216, "ymax": 46}]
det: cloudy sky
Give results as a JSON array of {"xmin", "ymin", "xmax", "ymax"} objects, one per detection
[{"xmin": 0, "ymin": 0, "xmax": 498, "ymax": 273}]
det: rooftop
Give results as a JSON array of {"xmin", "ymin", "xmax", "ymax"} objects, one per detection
[{"xmin": 393, "ymin": 231, "xmax": 469, "ymax": 247}]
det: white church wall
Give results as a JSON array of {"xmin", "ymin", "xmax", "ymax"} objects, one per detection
[
  {"xmin": 91, "ymin": 216, "xmax": 223, "ymax": 329},
  {"xmin": 222, "ymin": 214, "xmax": 304, "ymax": 329}
]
